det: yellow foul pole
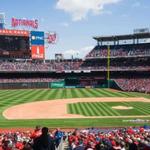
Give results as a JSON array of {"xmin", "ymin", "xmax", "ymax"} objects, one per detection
[{"xmin": 107, "ymin": 45, "xmax": 110, "ymax": 88}]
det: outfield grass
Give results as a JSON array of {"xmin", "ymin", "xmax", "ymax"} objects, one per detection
[
  {"xmin": 0, "ymin": 88, "xmax": 150, "ymax": 128},
  {"xmin": 68, "ymin": 102, "xmax": 150, "ymax": 116}
]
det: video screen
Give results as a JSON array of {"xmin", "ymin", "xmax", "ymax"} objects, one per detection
[{"xmin": 0, "ymin": 35, "xmax": 29, "ymax": 51}]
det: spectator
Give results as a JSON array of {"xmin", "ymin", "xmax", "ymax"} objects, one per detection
[{"xmin": 33, "ymin": 127, "xmax": 55, "ymax": 150}]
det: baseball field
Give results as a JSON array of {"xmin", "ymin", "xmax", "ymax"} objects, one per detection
[{"xmin": 0, "ymin": 88, "xmax": 150, "ymax": 128}]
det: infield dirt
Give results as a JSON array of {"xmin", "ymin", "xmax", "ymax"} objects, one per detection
[{"xmin": 3, "ymin": 97, "xmax": 149, "ymax": 119}]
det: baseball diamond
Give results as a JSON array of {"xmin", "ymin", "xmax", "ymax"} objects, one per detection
[{"xmin": 0, "ymin": 88, "xmax": 149, "ymax": 128}]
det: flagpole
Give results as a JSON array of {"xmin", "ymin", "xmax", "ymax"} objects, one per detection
[{"xmin": 107, "ymin": 45, "xmax": 110, "ymax": 88}]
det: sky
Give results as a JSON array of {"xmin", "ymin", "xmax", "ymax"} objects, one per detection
[{"xmin": 0, "ymin": 0, "xmax": 150, "ymax": 59}]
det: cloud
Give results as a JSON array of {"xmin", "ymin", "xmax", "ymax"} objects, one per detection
[
  {"xmin": 132, "ymin": 1, "xmax": 141, "ymax": 8},
  {"xmin": 64, "ymin": 49, "xmax": 79, "ymax": 55},
  {"xmin": 63, "ymin": 45, "xmax": 94, "ymax": 58},
  {"xmin": 80, "ymin": 46, "xmax": 94, "ymax": 53},
  {"xmin": 61, "ymin": 22, "xmax": 69, "ymax": 27},
  {"xmin": 56, "ymin": 0, "xmax": 121, "ymax": 21}
]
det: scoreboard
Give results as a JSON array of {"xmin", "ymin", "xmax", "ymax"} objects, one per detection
[{"xmin": 0, "ymin": 29, "xmax": 30, "ymax": 59}]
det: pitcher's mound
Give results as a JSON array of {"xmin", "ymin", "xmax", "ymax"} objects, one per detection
[{"xmin": 112, "ymin": 106, "xmax": 133, "ymax": 110}]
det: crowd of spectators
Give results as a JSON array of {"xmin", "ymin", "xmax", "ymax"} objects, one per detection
[
  {"xmin": 68, "ymin": 126, "xmax": 150, "ymax": 150},
  {"xmin": 0, "ymin": 60, "xmax": 82, "ymax": 72},
  {"xmin": 86, "ymin": 49, "xmax": 150, "ymax": 58},
  {"xmin": 80, "ymin": 66, "xmax": 150, "ymax": 71},
  {"xmin": 1, "ymin": 126, "xmax": 150, "ymax": 150},
  {"xmin": 0, "ymin": 58, "xmax": 149, "ymax": 72},
  {"xmin": 86, "ymin": 49, "xmax": 128, "ymax": 58},
  {"xmin": 115, "ymin": 79, "xmax": 150, "ymax": 93},
  {"xmin": 86, "ymin": 45, "xmax": 150, "ymax": 58},
  {"xmin": 0, "ymin": 126, "xmax": 64, "ymax": 150},
  {"xmin": 81, "ymin": 56, "xmax": 150, "ymax": 71},
  {"xmin": 0, "ymin": 78, "xmax": 62, "ymax": 83}
]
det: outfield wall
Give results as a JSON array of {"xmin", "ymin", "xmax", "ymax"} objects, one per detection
[{"xmin": 0, "ymin": 70, "xmax": 149, "ymax": 89}]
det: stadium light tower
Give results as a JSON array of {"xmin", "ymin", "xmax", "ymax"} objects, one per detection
[{"xmin": 107, "ymin": 45, "xmax": 110, "ymax": 88}]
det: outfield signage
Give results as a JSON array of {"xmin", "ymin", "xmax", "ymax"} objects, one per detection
[
  {"xmin": 31, "ymin": 31, "xmax": 45, "ymax": 59},
  {"xmin": 0, "ymin": 29, "xmax": 29, "ymax": 36},
  {"xmin": 50, "ymin": 81, "xmax": 65, "ymax": 88},
  {"xmin": 11, "ymin": 18, "xmax": 38, "ymax": 29},
  {"xmin": 31, "ymin": 31, "xmax": 44, "ymax": 45},
  {"xmin": 31, "ymin": 45, "xmax": 45, "ymax": 59}
]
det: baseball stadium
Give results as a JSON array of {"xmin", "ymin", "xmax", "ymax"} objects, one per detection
[{"xmin": 0, "ymin": 1, "xmax": 150, "ymax": 149}]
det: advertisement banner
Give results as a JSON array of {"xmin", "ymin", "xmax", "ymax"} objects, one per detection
[
  {"xmin": 31, "ymin": 31, "xmax": 44, "ymax": 45},
  {"xmin": 11, "ymin": 18, "xmax": 38, "ymax": 29},
  {"xmin": 50, "ymin": 80, "xmax": 65, "ymax": 88},
  {"xmin": 0, "ymin": 29, "xmax": 29, "ymax": 36},
  {"xmin": 31, "ymin": 45, "xmax": 45, "ymax": 59}
]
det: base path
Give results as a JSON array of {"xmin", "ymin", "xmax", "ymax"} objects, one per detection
[{"xmin": 3, "ymin": 97, "xmax": 149, "ymax": 120}]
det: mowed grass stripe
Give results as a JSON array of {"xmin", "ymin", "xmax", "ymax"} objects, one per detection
[
  {"xmin": 87, "ymin": 102, "xmax": 101, "ymax": 116},
  {"xmin": 0, "ymin": 90, "xmax": 25, "ymax": 102},
  {"xmin": 50, "ymin": 89, "xmax": 61, "ymax": 99},
  {"xmin": 73, "ymin": 103, "xmax": 82, "ymax": 114},
  {"xmin": 79, "ymin": 89, "xmax": 94, "ymax": 97},
  {"xmin": 35, "ymin": 90, "xmax": 52, "ymax": 100},
  {"xmin": 65, "ymin": 89, "xmax": 73, "ymax": 99},
  {"xmin": 96, "ymin": 103, "xmax": 109, "ymax": 116},
  {"xmin": 118, "ymin": 91, "xmax": 136, "ymax": 97},
  {"xmin": 0, "ymin": 90, "xmax": 15, "ymax": 99},
  {"xmin": 105, "ymin": 90, "xmax": 131, "ymax": 97},
  {"xmin": 100, "ymin": 102, "xmax": 117, "ymax": 116},
  {"xmin": 69, "ymin": 103, "xmax": 77, "ymax": 114},
  {"xmin": 101, "ymin": 102, "xmax": 120, "ymax": 116},
  {"xmin": 75, "ymin": 103, "xmax": 86, "ymax": 115},
  {"xmin": 2, "ymin": 90, "xmax": 45, "ymax": 110},
  {"xmin": 50, "ymin": 89, "xmax": 61, "ymax": 100},
  {"xmin": 75, "ymin": 89, "xmax": 89, "ymax": 98},
  {"xmin": 78, "ymin": 102, "xmax": 89, "ymax": 116},
  {"xmin": 130, "ymin": 103, "xmax": 150, "ymax": 115},
  {"xmin": 123, "ymin": 102, "xmax": 149, "ymax": 115},
  {"xmin": 70, "ymin": 89, "xmax": 79, "ymax": 98},
  {"xmin": 0, "ymin": 90, "xmax": 32, "ymax": 106},
  {"xmin": 67, "ymin": 104, "xmax": 73, "ymax": 114},
  {"xmin": 4, "ymin": 90, "xmax": 38, "ymax": 105},
  {"xmin": 27, "ymin": 90, "xmax": 51, "ymax": 101},
  {"xmin": 96, "ymin": 89, "xmax": 115, "ymax": 97},
  {"xmin": 102, "ymin": 89, "xmax": 126, "ymax": 97},
  {"xmin": 81, "ymin": 103, "xmax": 95, "ymax": 116},
  {"xmin": 85, "ymin": 89, "xmax": 104, "ymax": 97},
  {"xmin": 33, "ymin": 89, "xmax": 59, "ymax": 101},
  {"xmin": 73, "ymin": 88, "xmax": 85, "ymax": 98},
  {"xmin": 92, "ymin": 103, "xmax": 104, "ymax": 116},
  {"xmin": 136, "ymin": 102, "xmax": 150, "ymax": 109},
  {"xmin": 39, "ymin": 89, "xmax": 57, "ymax": 100}
]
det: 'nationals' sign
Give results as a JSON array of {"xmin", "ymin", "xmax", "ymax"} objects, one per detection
[{"xmin": 11, "ymin": 18, "xmax": 38, "ymax": 29}]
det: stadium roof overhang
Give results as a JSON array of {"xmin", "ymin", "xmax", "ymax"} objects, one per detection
[{"xmin": 93, "ymin": 32, "xmax": 150, "ymax": 42}]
